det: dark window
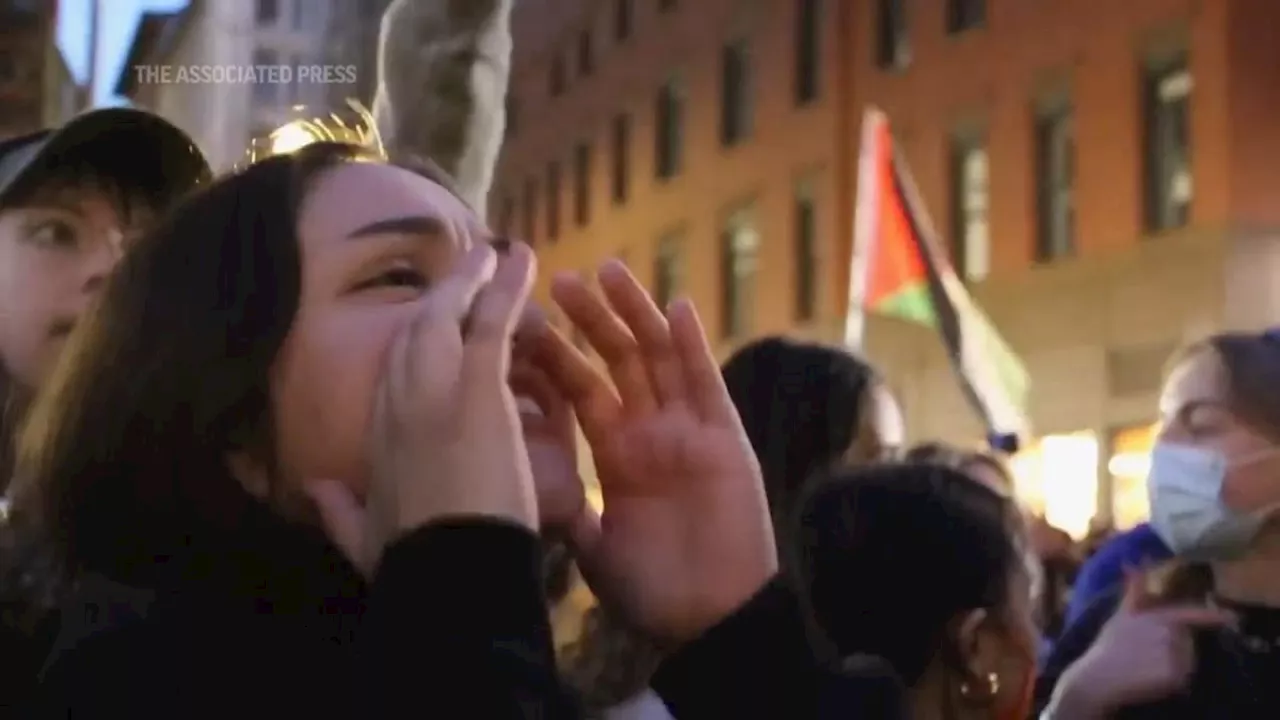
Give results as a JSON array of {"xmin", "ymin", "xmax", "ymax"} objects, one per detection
[
  {"xmin": 654, "ymin": 231, "xmax": 683, "ymax": 309},
  {"xmin": 945, "ymin": 0, "xmax": 985, "ymax": 34},
  {"xmin": 1143, "ymin": 57, "xmax": 1192, "ymax": 232},
  {"xmin": 1034, "ymin": 105, "xmax": 1075, "ymax": 262},
  {"xmin": 795, "ymin": 0, "xmax": 822, "ymax": 105},
  {"xmin": 875, "ymin": 0, "xmax": 910, "ymax": 70},
  {"xmin": 611, "ymin": 113, "xmax": 631, "ymax": 203},
  {"xmin": 793, "ymin": 186, "xmax": 818, "ymax": 321},
  {"xmin": 546, "ymin": 162, "xmax": 561, "ymax": 241},
  {"xmin": 522, "ymin": 178, "xmax": 538, "ymax": 245},
  {"xmin": 256, "ymin": 0, "xmax": 279, "ymax": 24},
  {"xmin": 720, "ymin": 39, "xmax": 752, "ymax": 147},
  {"xmin": 614, "ymin": 0, "xmax": 633, "ymax": 41},
  {"xmin": 573, "ymin": 143, "xmax": 592, "ymax": 227},
  {"xmin": 720, "ymin": 206, "xmax": 759, "ymax": 338},
  {"xmin": 655, "ymin": 77, "xmax": 684, "ymax": 180},
  {"xmin": 949, "ymin": 132, "xmax": 990, "ymax": 280},
  {"xmin": 577, "ymin": 29, "xmax": 594, "ymax": 76},
  {"xmin": 549, "ymin": 53, "xmax": 566, "ymax": 96}
]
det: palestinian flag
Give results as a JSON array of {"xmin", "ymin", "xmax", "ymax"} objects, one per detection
[{"xmin": 847, "ymin": 107, "xmax": 1031, "ymax": 443}]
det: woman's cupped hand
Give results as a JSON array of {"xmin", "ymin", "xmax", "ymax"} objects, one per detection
[
  {"xmin": 306, "ymin": 245, "xmax": 778, "ymax": 645},
  {"xmin": 530, "ymin": 261, "xmax": 777, "ymax": 645}
]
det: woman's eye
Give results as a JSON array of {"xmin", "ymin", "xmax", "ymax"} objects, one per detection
[
  {"xmin": 1183, "ymin": 406, "xmax": 1229, "ymax": 437},
  {"xmin": 27, "ymin": 220, "xmax": 79, "ymax": 249},
  {"xmin": 357, "ymin": 265, "xmax": 427, "ymax": 290}
]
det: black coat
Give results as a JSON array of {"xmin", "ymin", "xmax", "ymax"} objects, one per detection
[{"xmin": 9, "ymin": 498, "xmax": 905, "ymax": 719}]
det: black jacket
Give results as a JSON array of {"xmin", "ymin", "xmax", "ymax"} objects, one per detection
[
  {"xmin": 12, "ymin": 504, "xmax": 904, "ymax": 719},
  {"xmin": 1036, "ymin": 589, "xmax": 1277, "ymax": 718}
]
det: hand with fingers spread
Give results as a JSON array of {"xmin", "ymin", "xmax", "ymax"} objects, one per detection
[
  {"xmin": 533, "ymin": 260, "xmax": 776, "ymax": 645},
  {"xmin": 1050, "ymin": 572, "xmax": 1235, "ymax": 718},
  {"xmin": 307, "ymin": 242, "xmax": 539, "ymax": 575}
]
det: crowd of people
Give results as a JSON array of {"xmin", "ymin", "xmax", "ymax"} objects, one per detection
[
  {"xmin": 0, "ymin": 103, "xmax": 1279, "ymax": 719},
  {"xmin": 1, "ymin": 1, "xmax": 1279, "ymax": 716}
]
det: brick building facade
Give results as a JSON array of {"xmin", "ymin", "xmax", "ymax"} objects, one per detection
[{"xmin": 495, "ymin": 0, "xmax": 1280, "ymax": 531}]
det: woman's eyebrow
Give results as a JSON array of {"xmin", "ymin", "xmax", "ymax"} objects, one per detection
[{"xmin": 346, "ymin": 215, "xmax": 446, "ymax": 240}]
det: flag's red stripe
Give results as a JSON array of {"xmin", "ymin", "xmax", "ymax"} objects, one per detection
[{"xmin": 863, "ymin": 120, "xmax": 927, "ymax": 308}]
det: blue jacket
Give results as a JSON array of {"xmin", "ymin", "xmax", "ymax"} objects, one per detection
[{"xmin": 1064, "ymin": 522, "xmax": 1171, "ymax": 625}]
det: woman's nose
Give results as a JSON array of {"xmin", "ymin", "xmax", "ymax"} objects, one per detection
[{"xmin": 82, "ymin": 228, "xmax": 124, "ymax": 296}]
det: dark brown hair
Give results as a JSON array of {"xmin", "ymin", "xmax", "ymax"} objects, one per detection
[
  {"xmin": 1172, "ymin": 331, "xmax": 1280, "ymax": 440},
  {"xmin": 721, "ymin": 337, "xmax": 881, "ymax": 554},
  {"xmin": 560, "ymin": 605, "xmax": 664, "ymax": 714},
  {"xmin": 797, "ymin": 462, "xmax": 1028, "ymax": 683},
  {"xmin": 0, "ymin": 143, "xmax": 466, "ymax": 615}
]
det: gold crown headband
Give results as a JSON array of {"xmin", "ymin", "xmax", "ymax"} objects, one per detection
[{"xmin": 239, "ymin": 99, "xmax": 387, "ymax": 169}]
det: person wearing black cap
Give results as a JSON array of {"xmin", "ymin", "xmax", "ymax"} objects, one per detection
[
  {"xmin": 0, "ymin": 108, "xmax": 209, "ymax": 480},
  {"xmin": 0, "ymin": 107, "xmax": 208, "ymax": 714}
]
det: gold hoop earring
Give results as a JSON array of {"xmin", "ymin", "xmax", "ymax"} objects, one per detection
[{"xmin": 959, "ymin": 672, "xmax": 1000, "ymax": 699}]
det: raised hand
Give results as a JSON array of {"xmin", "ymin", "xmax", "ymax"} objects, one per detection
[
  {"xmin": 533, "ymin": 261, "xmax": 776, "ymax": 644},
  {"xmin": 1051, "ymin": 572, "xmax": 1234, "ymax": 717},
  {"xmin": 308, "ymin": 242, "xmax": 539, "ymax": 575}
]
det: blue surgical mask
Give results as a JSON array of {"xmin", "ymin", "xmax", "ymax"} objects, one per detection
[{"xmin": 1147, "ymin": 442, "xmax": 1278, "ymax": 560}]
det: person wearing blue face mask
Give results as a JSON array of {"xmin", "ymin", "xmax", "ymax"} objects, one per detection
[{"xmin": 1033, "ymin": 329, "xmax": 1280, "ymax": 719}]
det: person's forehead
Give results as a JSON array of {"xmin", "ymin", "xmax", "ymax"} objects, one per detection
[
  {"xmin": 303, "ymin": 162, "xmax": 475, "ymax": 228},
  {"xmin": 1160, "ymin": 351, "xmax": 1228, "ymax": 413}
]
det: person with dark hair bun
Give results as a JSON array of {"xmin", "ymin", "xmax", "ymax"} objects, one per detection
[
  {"xmin": 797, "ymin": 462, "xmax": 1039, "ymax": 720},
  {"xmin": 0, "ymin": 108, "xmax": 210, "ymax": 711},
  {"xmin": 904, "ymin": 441, "xmax": 1079, "ymax": 641}
]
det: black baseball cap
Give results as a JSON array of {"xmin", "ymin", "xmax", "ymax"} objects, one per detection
[{"xmin": 0, "ymin": 107, "xmax": 211, "ymax": 210}]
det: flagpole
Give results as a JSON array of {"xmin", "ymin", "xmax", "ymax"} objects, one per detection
[{"xmin": 844, "ymin": 107, "xmax": 886, "ymax": 349}]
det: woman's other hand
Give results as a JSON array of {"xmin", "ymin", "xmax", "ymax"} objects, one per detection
[{"xmin": 536, "ymin": 261, "xmax": 776, "ymax": 645}]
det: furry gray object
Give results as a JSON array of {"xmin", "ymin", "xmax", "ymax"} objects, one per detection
[{"xmin": 372, "ymin": 0, "xmax": 513, "ymax": 219}]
